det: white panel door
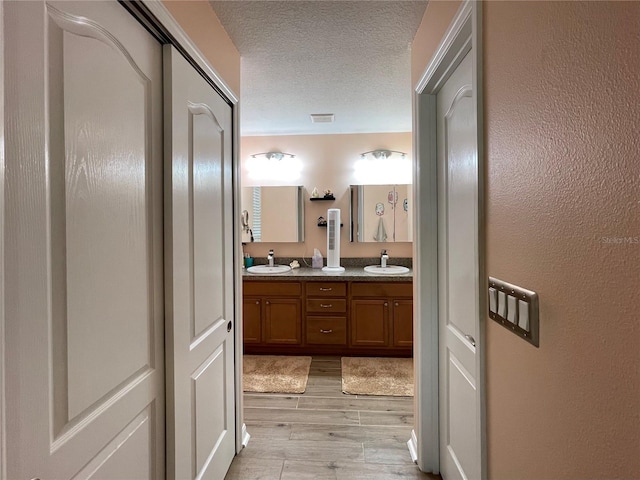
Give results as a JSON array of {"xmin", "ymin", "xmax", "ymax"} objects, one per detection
[
  {"xmin": 437, "ymin": 52, "xmax": 482, "ymax": 480},
  {"xmin": 164, "ymin": 46, "xmax": 236, "ymax": 480},
  {"xmin": 3, "ymin": 1, "xmax": 164, "ymax": 478}
]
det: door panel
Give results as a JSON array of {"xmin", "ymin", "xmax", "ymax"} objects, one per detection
[
  {"xmin": 48, "ymin": 3, "xmax": 153, "ymax": 423},
  {"xmin": 192, "ymin": 107, "xmax": 225, "ymax": 339},
  {"xmin": 438, "ymin": 51, "xmax": 481, "ymax": 480},
  {"xmin": 73, "ymin": 407, "xmax": 154, "ymax": 480},
  {"xmin": 164, "ymin": 45, "xmax": 236, "ymax": 480},
  {"xmin": 4, "ymin": 1, "xmax": 164, "ymax": 478}
]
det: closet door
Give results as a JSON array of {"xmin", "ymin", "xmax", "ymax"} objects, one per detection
[
  {"xmin": 164, "ymin": 45, "xmax": 236, "ymax": 480},
  {"xmin": 4, "ymin": 1, "xmax": 164, "ymax": 479}
]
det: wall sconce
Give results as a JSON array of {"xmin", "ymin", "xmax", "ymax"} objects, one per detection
[
  {"xmin": 359, "ymin": 149, "xmax": 407, "ymax": 161},
  {"xmin": 250, "ymin": 151, "xmax": 296, "ymax": 161}
]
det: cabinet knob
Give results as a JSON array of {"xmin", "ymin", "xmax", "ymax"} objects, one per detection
[
  {"xmin": 255, "ymin": 301, "xmax": 260, "ymax": 305},
  {"xmin": 320, "ymin": 329, "xmax": 333, "ymax": 334},
  {"xmin": 395, "ymin": 302, "xmax": 399, "ymax": 307},
  {"xmin": 384, "ymin": 302, "xmax": 388, "ymax": 307},
  {"xmin": 265, "ymin": 301, "xmax": 270, "ymax": 305}
]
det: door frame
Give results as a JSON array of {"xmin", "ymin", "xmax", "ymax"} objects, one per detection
[
  {"xmin": 0, "ymin": 1, "xmax": 6, "ymax": 478},
  {"xmin": 410, "ymin": 0, "xmax": 486, "ymax": 475}
]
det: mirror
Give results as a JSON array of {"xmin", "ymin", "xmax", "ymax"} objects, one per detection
[
  {"xmin": 241, "ymin": 186, "xmax": 304, "ymax": 242},
  {"xmin": 350, "ymin": 184, "xmax": 412, "ymax": 242}
]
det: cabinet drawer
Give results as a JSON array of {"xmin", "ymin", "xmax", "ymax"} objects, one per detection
[
  {"xmin": 351, "ymin": 282, "xmax": 412, "ymax": 298},
  {"xmin": 306, "ymin": 317, "xmax": 347, "ymax": 345},
  {"xmin": 306, "ymin": 298, "xmax": 347, "ymax": 313},
  {"xmin": 243, "ymin": 281, "xmax": 301, "ymax": 297},
  {"xmin": 306, "ymin": 282, "xmax": 347, "ymax": 297}
]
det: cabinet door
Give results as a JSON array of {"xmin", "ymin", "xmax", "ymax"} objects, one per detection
[
  {"xmin": 351, "ymin": 299, "xmax": 389, "ymax": 347},
  {"xmin": 392, "ymin": 299, "xmax": 413, "ymax": 348},
  {"xmin": 264, "ymin": 298, "xmax": 302, "ymax": 344},
  {"xmin": 243, "ymin": 297, "xmax": 262, "ymax": 344}
]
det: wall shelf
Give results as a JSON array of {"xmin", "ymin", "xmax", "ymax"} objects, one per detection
[{"xmin": 310, "ymin": 196, "xmax": 335, "ymax": 201}]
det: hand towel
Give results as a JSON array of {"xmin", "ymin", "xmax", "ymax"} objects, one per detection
[{"xmin": 374, "ymin": 217, "xmax": 387, "ymax": 242}]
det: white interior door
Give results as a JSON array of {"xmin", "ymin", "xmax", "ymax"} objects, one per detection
[
  {"xmin": 4, "ymin": 1, "xmax": 164, "ymax": 478},
  {"xmin": 437, "ymin": 51, "xmax": 482, "ymax": 480},
  {"xmin": 164, "ymin": 45, "xmax": 236, "ymax": 480}
]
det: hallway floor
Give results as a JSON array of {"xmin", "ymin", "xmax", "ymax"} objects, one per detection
[{"xmin": 225, "ymin": 356, "xmax": 438, "ymax": 479}]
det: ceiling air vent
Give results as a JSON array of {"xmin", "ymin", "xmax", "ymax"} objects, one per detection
[{"xmin": 310, "ymin": 113, "xmax": 335, "ymax": 124}]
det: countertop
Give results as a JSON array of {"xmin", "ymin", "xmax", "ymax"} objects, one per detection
[{"xmin": 242, "ymin": 266, "xmax": 413, "ymax": 282}]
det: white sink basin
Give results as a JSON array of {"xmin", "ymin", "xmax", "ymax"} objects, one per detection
[
  {"xmin": 246, "ymin": 264, "xmax": 292, "ymax": 274},
  {"xmin": 364, "ymin": 265, "xmax": 410, "ymax": 275}
]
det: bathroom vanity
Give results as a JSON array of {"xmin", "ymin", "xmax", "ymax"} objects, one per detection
[{"xmin": 242, "ymin": 269, "xmax": 413, "ymax": 357}]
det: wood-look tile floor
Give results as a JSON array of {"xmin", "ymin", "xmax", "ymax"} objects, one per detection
[{"xmin": 225, "ymin": 356, "xmax": 439, "ymax": 480}]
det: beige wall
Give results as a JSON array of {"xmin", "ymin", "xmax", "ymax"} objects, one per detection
[
  {"xmin": 413, "ymin": 1, "xmax": 640, "ymax": 478},
  {"xmin": 484, "ymin": 2, "xmax": 640, "ymax": 478},
  {"xmin": 411, "ymin": 0, "xmax": 462, "ymax": 87},
  {"xmin": 163, "ymin": 0, "xmax": 240, "ymax": 96},
  {"xmin": 241, "ymin": 133, "xmax": 413, "ymax": 260}
]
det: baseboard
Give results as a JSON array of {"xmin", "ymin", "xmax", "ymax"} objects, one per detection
[
  {"xmin": 241, "ymin": 423, "xmax": 251, "ymax": 448},
  {"xmin": 407, "ymin": 429, "xmax": 418, "ymax": 464}
]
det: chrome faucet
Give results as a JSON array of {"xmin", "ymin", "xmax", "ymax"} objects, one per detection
[
  {"xmin": 267, "ymin": 249, "xmax": 275, "ymax": 267},
  {"xmin": 380, "ymin": 249, "xmax": 389, "ymax": 268}
]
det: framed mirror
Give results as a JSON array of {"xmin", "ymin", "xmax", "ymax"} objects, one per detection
[
  {"xmin": 350, "ymin": 184, "xmax": 412, "ymax": 242},
  {"xmin": 241, "ymin": 186, "xmax": 304, "ymax": 242}
]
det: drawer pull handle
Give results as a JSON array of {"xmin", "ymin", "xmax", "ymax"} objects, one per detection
[
  {"xmin": 320, "ymin": 304, "xmax": 333, "ymax": 308},
  {"xmin": 319, "ymin": 287, "xmax": 332, "ymax": 291},
  {"xmin": 320, "ymin": 329, "xmax": 333, "ymax": 334}
]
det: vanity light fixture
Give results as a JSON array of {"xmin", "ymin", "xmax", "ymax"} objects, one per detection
[
  {"xmin": 250, "ymin": 151, "xmax": 295, "ymax": 161},
  {"xmin": 359, "ymin": 149, "xmax": 407, "ymax": 161}
]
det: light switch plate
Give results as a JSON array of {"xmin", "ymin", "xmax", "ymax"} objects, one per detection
[{"xmin": 488, "ymin": 277, "xmax": 539, "ymax": 347}]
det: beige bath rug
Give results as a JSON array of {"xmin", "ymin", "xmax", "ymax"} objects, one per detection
[
  {"xmin": 243, "ymin": 355, "xmax": 312, "ymax": 394},
  {"xmin": 341, "ymin": 357, "xmax": 414, "ymax": 397}
]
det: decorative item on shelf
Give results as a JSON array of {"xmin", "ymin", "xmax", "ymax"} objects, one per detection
[
  {"xmin": 310, "ymin": 188, "xmax": 335, "ymax": 201},
  {"xmin": 289, "ymin": 260, "xmax": 300, "ymax": 269},
  {"xmin": 250, "ymin": 151, "xmax": 295, "ymax": 161},
  {"xmin": 359, "ymin": 149, "xmax": 407, "ymax": 161},
  {"xmin": 317, "ymin": 216, "xmax": 342, "ymax": 227}
]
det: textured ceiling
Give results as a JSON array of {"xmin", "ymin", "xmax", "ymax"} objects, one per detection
[{"xmin": 209, "ymin": 1, "xmax": 428, "ymax": 136}]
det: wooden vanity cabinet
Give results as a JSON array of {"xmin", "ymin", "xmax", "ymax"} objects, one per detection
[
  {"xmin": 243, "ymin": 281, "xmax": 302, "ymax": 348},
  {"xmin": 350, "ymin": 282, "xmax": 413, "ymax": 350},
  {"xmin": 243, "ymin": 278, "xmax": 412, "ymax": 355}
]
